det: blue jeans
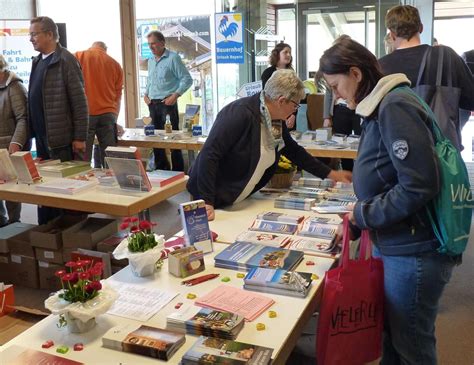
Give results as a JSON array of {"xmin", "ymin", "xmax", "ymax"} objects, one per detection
[{"xmin": 373, "ymin": 246, "xmax": 458, "ymax": 365}]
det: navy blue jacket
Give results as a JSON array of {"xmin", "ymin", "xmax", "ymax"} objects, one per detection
[
  {"xmin": 353, "ymin": 75, "xmax": 440, "ymax": 256},
  {"xmin": 187, "ymin": 93, "xmax": 331, "ymax": 208}
]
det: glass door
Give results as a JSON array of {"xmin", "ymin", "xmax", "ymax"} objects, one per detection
[{"xmin": 302, "ymin": 8, "xmax": 375, "ymax": 80}]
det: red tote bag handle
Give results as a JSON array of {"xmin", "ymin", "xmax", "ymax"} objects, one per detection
[{"xmin": 340, "ymin": 215, "xmax": 372, "ymax": 269}]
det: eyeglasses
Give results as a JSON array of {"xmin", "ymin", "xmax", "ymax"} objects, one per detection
[
  {"xmin": 289, "ymin": 100, "xmax": 300, "ymax": 110},
  {"xmin": 29, "ymin": 31, "xmax": 46, "ymax": 38}
]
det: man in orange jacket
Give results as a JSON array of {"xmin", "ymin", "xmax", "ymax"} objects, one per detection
[{"xmin": 75, "ymin": 41, "xmax": 123, "ymax": 167}]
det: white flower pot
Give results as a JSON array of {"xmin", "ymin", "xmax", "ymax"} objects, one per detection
[{"xmin": 65, "ymin": 312, "xmax": 96, "ymax": 333}]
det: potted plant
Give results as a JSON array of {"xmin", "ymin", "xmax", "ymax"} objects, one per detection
[
  {"xmin": 113, "ymin": 217, "xmax": 165, "ymax": 277},
  {"xmin": 269, "ymin": 155, "xmax": 297, "ymax": 188},
  {"xmin": 44, "ymin": 260, "xmax": 118, "ymax": 333}
]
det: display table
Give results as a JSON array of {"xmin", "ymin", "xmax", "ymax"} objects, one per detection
[
  {"xmin": 0, "ymin": 241, "xmax": 334, "ymax": 364},
  {"xmin": 0, "ymin": 176, "xmax": 188, "ymax": 217},
  {"xmin": 118, "ymin": 128, "xmax": 358, "ymax": 160}
]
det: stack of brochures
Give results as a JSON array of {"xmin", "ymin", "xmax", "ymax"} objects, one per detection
[
  {"xmin": 37, "ymin": 160, "xmax": 91, "ymax": 178},
  {"xmin": 214, "ymin": 241, "xmax": 304, "ymax": 271},
  {"xmin": 286, "ymin": 236, "xmax": 336, "ymax": 254},
  {"xmin": 297, "ymin": 217, "xmax": 339, "ymax": 240},
  {"xmin": 102, "ymin": 323, "xmax": 185, "ymax": 361},
  {"xmin": 166, "ymin": 306, "xmax": 244, "ymax": 340},
  {"xmin": 249, "ymin": 219, "xmax": 299, "ymax": 235},
  {"xmin": 312, "ymin": 200, "xmax": 352, "ymax": 214},
  {"xmin": 296, "ymin": 177, "xmax": 334, "ymax": 188},
  {"xmin": 181, "ymin": 336, "xmax": 273, "ymax": 365},
  {"xmin": 288, "ymin": 186, "xmax": 327, "ymax": 200},
  {"xmin": 274, "ymin": 195, "xmax": 316, "ymax": 211},
  {"xmin": 244, "ymin": 267, "xmax": 313, "ymax": 298},
  {"xmin": 256, "ymin": 211, "xmax": 305, "ymax": 224},
  {"xmin": 36, "ymin": 178, "xmax": 98, "ymax": 195},
  {"xmin": 235, "ymin": 231, "xmax": 291, "ymax": 247}
]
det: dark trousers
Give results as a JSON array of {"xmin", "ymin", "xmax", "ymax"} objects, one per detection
[
  {"xmin": 85, "ymin": 113, "xmax": 118, "ymax": 168},
  {"xmin": 35, "ymin": 136, "xmax": 74, "ymax": 225},
  {"xmin": 332, "ymin": 104, "xmax": 362, "ymax": 171},
  {"xmin": 148, "ymin": 101, "xmax": 184, "ymax": 171}
]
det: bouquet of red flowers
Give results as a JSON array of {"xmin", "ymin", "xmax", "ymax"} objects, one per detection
[
  {"xmin": 55, "ymin": 260, "xmax": 104, "ymax": 303},
  {"xmin": 120, "ymin": 216, "xmax": 158, "ymax": 253}
]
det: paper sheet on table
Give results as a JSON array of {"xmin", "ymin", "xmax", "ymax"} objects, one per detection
[
  {"xmin": 195, "ymin": 285, "xmax": 274, "ymax": 321},
  {"xmin": 106, "ymin": 281, "xmax": 178, "ymax": 322}
]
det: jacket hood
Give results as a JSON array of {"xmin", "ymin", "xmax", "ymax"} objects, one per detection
[
  {"xmin": 0, "ymin": 71, "xmax": 23, "ymax": 89},
  {"xmin": 356, "ymin": 73, "xmax": 411, "ymax": 117}
]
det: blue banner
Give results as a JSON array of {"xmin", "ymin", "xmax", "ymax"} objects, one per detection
[{"xmin": 215, "ymin": 12, "xmax": 244, "ymax": 64}]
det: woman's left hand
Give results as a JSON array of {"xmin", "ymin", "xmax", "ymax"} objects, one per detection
[
  {"xmin": 285, "ymin": 114, "xmax": 296, "ymax": 129},
  {"xmin": 8, "ymin": 143, "xmax": 21, "ymax": 154},
  {"xmin": 328, "ymin": 169, "xmax": 352, "ymax": 183}
]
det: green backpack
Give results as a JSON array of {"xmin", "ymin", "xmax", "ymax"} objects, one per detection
[{"xmin": 414, "ymin": 92, "xmax": 473, "ymax": 256}]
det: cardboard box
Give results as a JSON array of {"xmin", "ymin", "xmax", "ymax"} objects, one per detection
[
  {"xmin": 306, "ymin": 93, "xmax": 325, "ymax": 131},
  {"xmin": 97, "ymin": 232, "xmax": 127, "ymax": 253},
  {"xmin": 7, "ymin": 229, "xmax": 36, "ymax": 258},
  {"xmin": 9, "ymin": 255, "xmax": 39, "ymax": 289},
  {"xmin": 62, "ymin": 218, "xmax": 117, "ymax": 250},
  {"xmin": 38, "ymin": 261, "xmax": 62, "ymax": 291},
  {"xmin": 30, "ymin": 215, "xmax": 86, "ymax": 250},
  {"xmin": 0, "ymin": 254, "xmax": 12, "ymax": 284},
  {"xmin": 62, "ymin": 247, "xmax": 75, "ymax": 263},
  {"xmin": 0, "ymin": 223, "xmax": 36, "ymax": 254},
  {"xmin": 34, "ymin": 248, "xmax": 64, "ymax": 265}
]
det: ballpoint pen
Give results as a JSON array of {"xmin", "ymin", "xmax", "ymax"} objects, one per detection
[{"xmin": 181, "ymin": 273, "xmax": 220, "ymax": 286}]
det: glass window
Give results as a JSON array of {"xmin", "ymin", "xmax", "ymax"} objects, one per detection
[{"xmin": 37, "ymin": 0, "xmax": 124, "ymax": 123}]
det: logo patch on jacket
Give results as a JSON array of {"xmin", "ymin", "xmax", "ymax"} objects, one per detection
[{"xmin": 392, "ymin": 140, "xmax": 409, "ymax": 160}]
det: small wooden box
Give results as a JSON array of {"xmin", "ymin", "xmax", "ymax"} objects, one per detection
[{"xmin": 168, "ymin": 247, "xmax": 205, "ymax": 278}]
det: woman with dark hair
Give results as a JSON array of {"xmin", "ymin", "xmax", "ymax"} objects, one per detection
[
  {"xmin": 319, "ymin": 38, "xmax": 457, "ymax": 364},
  {"xmin": 261, "ymin": 43, "xmax": 297, "ymax": 129}
]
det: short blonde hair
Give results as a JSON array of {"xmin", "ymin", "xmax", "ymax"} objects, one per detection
[
  {"xmin": 0, "ymin": 55, "xmax": 8, "ymax": 72},
  {"xmin": 264, "ymin": 69, "xmax": 305, "ymax": 102}
]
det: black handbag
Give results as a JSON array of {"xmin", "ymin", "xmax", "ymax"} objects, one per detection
[{"xmin": 412, "ymin": 46, "xmax": 463, "ymax": 150}]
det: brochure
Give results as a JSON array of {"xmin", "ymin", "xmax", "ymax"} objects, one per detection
[{"xmin": 180, "ymin": 199, "xmax": 213, "ymax": 253}]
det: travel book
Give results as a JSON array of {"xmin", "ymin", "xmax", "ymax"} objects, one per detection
[
  {"xmin": 235, "ymin": 231, "xmax": 291, "ymax": 248},
  {"xmin": 249, "ymin": 219, "xmax": 299, "ymax": 235},
  {"xmin": 256, "ymin": 211, "xmax": 305, "ymax": 224},
  {"xmin": 35, "ymin": 178, "xmax": 98, "ymax": 195},
  {"xmin": 36, "ymin": 160, "xmax": 91, "ymax": 178},
  {"xmin": 105, "ymin": 146, "xmax": 142, "ymax": 160},
  {"xmin": 166, "ymin": 305, "xmax": 244, "ymax": 339},
  {"xmin": 297, "ymin": 217, "xmax": 339, "ymax": 240},
  {"xmin": 102, "ymin": 323, "xmax": 185, "ymax": 361},
  {"xmin": 289, "ymin": 187, "xmax": 327, "ymax": 200},
  {"xmin": 147, "ymin": 169, "xmax": 185, "ymax": 187},
  {"xmin": 182, "ymin": 336, "xmax": 273, "ymax": 365},
  {"xmin": 180, "ymin": 199, "xmax": 213, "ymax": 253},
  {"xmin": 0, "ymin": 149, "xmax": 17, "ymax": 182},
  {"xmin": 243, "ymin": 267, "xmax": 313, "ymax": 298},
  {"xmin": 214, "ymin": 241, "xmax": 304, "ymax": 272},
  {"xmin": 10, "ymin": 151, "xmax": 41, "ymax": 184},
  {"xmin": 105, "ymin": 157, "xmax": 152, "ymax": 192}
]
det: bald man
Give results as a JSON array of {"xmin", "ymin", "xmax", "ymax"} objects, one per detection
[{"xmin": 75, "ymin": 42, "xmax": 124, "ymax": 167}]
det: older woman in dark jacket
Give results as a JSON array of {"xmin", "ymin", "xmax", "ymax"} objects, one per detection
[
  {"xmin": 187, "ymin": 69, "xmax": 352, "ymax": 220},
  {"xmin": 0, "ymin": 55, "xmax": 28, "ymax": 225}
]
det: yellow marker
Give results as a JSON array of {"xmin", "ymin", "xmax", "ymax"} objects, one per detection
[
  {"xmin": 311, "ymin": 274, "xmax": 319, "ymax": 280},
  {"xmin": 268, "ymin": 310, "xmax": 277, "ymax": 318},
  {"xmin": 236, "ymin": 273, "xmax": 245, "ymax": 278},
  {"xmin": 186, "ymin": 293, "xmax": 197, "ymax": 300},
  {"xmin": 256, "ymin": 323, "xmax": 266, "ymax": 331}
]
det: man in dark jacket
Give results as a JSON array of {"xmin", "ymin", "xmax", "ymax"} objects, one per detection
[
  {"xmin": 28, "ymin": 16, "xmax": 89, "ymax": 223},
  {"xmin": 379, "ymin": 5, "xmax": 474, "ymax": 150}
]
